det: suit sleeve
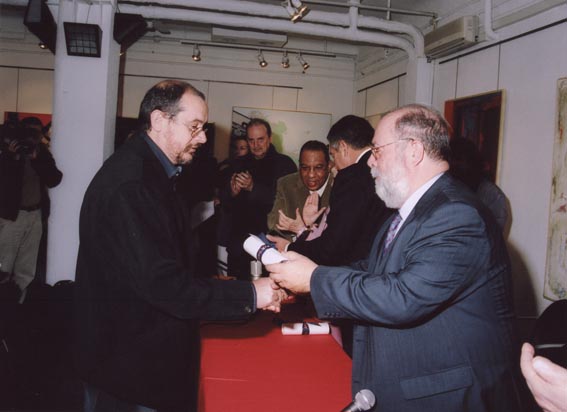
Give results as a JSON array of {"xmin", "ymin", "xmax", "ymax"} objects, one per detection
[
  {"xmin": 267, "ymin": 177, "xmax": 286, "ymax": 232},
  {"xmin": 310, "ymin": 202, "xmax": 495, "ymax": 326},
  {"xmin": 100, "ymin": 181, "xmax": 255, "ymax": 321}
]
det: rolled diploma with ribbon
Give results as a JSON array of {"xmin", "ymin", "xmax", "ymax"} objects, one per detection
[
  {"xmin": 281, "ymin": 322, "xmax": 331, "ymax": 335},
  {"xmin": 243, "ymin": 234, "xmax": 288, "ymax": 265}
]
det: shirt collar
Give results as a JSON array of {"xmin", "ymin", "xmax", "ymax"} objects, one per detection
[
  {"xmin": 143, "ymin": 133, "xmax": 182, "ymax": 179},
  {"xmin": 398, "ymin": 172, "xmax": 444, "ymax": 221},
  {"xmin": 356, "ymin": 147, "xmax": 372, "ymax": 164},
  {"xmin": 310, "ymin": 174, "xmax": 330, "ymax": 197}
]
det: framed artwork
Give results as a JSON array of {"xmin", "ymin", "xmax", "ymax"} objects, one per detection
[
  {"xmin": 365, "ymin": 113, "xmax": 383, "ymax": 129},
  {"xmin": 544, "ymin": 78, "xmax": 567, "ymax": 300},
  {"xmin": 4, "ymin": 111, "xmax": 52, "ymax": 129},
  {"xmin": 232, "ymin": 107, "xmax": 332, "ymax": 164},
  {"xmin": 444, "ymin": 90, "xmax": 505, "ymax": 183}
]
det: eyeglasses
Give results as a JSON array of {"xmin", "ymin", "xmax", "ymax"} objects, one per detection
[
  {"xmin": 370, "ymin": 138, "xmax": 413, "ymax": 159},
  {"xmin": 188, "ymin": 123, "xmax": 208, "ymax": 138}
]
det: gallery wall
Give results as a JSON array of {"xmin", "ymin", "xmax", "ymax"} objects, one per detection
[{"xmin": 355, "ymin": 5, "xmax": 567, "ymax": 317}]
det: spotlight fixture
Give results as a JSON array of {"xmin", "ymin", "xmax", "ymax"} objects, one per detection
[
  {"xmin": 281, "ymin": 51, "xmax": 290, "ymax": 69},
  {"xmin": 297, "ymin": 53, "xmax": 309, "ymax": 71},
  {"xmin": 192, "ymin": 44, "xmax": 201, "ymax": 62},
  {"xmin": 38, "ymin": 42, "xmax": 47, "ymax": 49},
  {"xmin": 258, "ymin": 50, "xmax": 268, "ymax": 68},
  {"xmin": 281, "ymin": 0, "xmax": 310, "ymax": 23}
]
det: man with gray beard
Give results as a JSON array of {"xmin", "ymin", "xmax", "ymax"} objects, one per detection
[{"xmin": 268, "ymin": 104, "xmax": 526, "ymax": 412}]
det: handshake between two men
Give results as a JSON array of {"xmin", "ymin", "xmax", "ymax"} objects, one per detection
[{"xmin": 252, "ymin": 252, "xmax": 318, "ymax": 313}]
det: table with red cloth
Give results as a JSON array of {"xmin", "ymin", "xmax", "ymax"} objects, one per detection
[{"xmin": 198, "ymin": 299, "xmax": 352, "ymax": 412}]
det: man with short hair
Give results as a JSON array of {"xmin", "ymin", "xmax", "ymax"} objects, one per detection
[
  {"xmin": 269, "ymin": 104, "xmax": 525, "ymax": 412},
  {"xmin": 267, "ymin": 140, "xmax": 333, "ymax": 241},
  {"xmin": 74, "ymin": 80, "xmax": 285, "ymax": 411},
  {"xmin": 269, "ymin": 115, "xmax": 390, "ymax": 267},
  {"xmin": 223, "ymin": 118, "xmax": 296, "ymax": 279}
]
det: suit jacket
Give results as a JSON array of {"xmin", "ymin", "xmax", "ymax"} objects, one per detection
[
  {"xmin": 289, "ymin": 151, "xmax": 391, "ymax": 265},
  {"xmin": 74, "ymin": 133, "xmax": 255, "ymax": 410},
  {"xmin": 310, "ymin": 173, "xmax": 524, "ymax": 412},
  {"xmin": 266, "ymin": 172, "xmax": 333, "ymax": 240}
]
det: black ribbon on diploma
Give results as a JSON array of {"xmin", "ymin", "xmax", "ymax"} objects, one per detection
[{"xmin": 256, "ymin": 243, "xmax": 273, "ymax": 262}]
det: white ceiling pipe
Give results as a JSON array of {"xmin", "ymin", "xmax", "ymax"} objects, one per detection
[
  {"xmin": 485, "ymin": 0, "xmax": 501, "ymax": 40},
  {"xmin": 125, "ymin": 0, "xmax": 422, "ymax": 50},
  {"xmin": 119, "ymin": 3, "xmax": 417, "ymax": 58}
]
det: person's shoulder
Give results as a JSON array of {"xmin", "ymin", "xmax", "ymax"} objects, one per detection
[{"xmin": 277, "ymin": 171, "xmax": 300, "ymax": 185}]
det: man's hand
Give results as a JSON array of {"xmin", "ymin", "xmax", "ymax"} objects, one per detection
[
  {"xmin": 266, "ymin": 234, "xmax": 291, "ymax": 252},
  {"xmin": 253, "ymin": 277, "xmax": 287, "ymax": 313},
  {"xmin": 302, "ymin": 193, "xmax": 326, "ymax": 227},
  {"xmin": 276, "ymin": 208, "xmax": 305, "ymax": 235},
  {"xmin": 230, "ymin": 173, "xmax": 242, "ymax": 197},
  {"xmin": 267, "ymin": 251, "xmax": 317, "ymax": 294},
  {"xmin": 234, "ymin": 171, "xmax": 254, "ymax": 192},
  {"xmin": 520, "ymin": 342, "xmax": 567, "ymax": 412}
]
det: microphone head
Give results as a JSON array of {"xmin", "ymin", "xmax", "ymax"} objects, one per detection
[{"xmin": 354, "ymin": 389, "xmax": 376, "ymax": 410}]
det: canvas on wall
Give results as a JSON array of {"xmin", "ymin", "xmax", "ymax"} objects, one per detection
[
  {"xmin": 444, "ymin": 90, "xmax": 505, "ymax": 183},
  {"xmin": 232, "ymin": 107, "xmax": 332, "ymax": 164},
  {"xmin": 544, "ymin": 78, "xmax": 567, "ymax": 301}
]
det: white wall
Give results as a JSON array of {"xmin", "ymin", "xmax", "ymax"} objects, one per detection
[{"xmin": 356, "ymin": 5, "xmax": 567, "ymax": 316}]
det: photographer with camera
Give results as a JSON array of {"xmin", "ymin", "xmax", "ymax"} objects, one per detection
[{"xmin": 0, "ymin": 122, "xmax": 62, "ymax": 302}]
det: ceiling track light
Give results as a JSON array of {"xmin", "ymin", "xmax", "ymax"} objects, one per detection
[
  {"xmin": 281, "ymin": 51, "xmax": 290, "ymax": 69},
  {"xmin": 297, "ymin": 53, "xmax": 309, "ymax": 71},
  {"xmin": 281, "ymin": 0, "xmax": 310, "ymax": 23},
  {"xmin": 192, "ymin": 44, "xmax": 201, "ymax": 62},
  {"xmin": 258, "ymin": 50, "xmax": 268, "ymax": 68}
]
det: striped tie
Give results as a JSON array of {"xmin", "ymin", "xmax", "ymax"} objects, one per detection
[{"xmin": 383, "ymin": 212, "xmax": 402, "ymax": 251}]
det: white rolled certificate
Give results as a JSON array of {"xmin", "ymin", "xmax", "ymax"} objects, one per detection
[
  {"xmin": 281, "ymin": 322, "xmax": 331, "ymax": 335},
  {"xmin": 243, "ymin": 234, "xmax": 287, "ymax": 265}
]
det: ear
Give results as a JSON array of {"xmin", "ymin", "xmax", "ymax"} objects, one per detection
[
  {"xmin": 338, "ymin": 140, "xmax": 348, "ymax": 155},
  {"xmin": 149, "ymin": 110, "xmax": 167, "ymax": 133},
  {"xmin": 407, "ymin": 139, "xmax": 425, "ymax": 166}
]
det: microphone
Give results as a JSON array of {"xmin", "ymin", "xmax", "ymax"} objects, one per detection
[{"xmin": 340, "ymin": 389, "xmax": 376, "ymax": 412}]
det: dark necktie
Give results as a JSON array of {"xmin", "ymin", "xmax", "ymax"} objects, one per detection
[{"xmin": 383, "ymin": 212, "xmax": 402, "ymax": 251}]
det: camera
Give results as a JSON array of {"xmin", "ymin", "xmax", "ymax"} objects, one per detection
[{"xmin": 0, "ymin": 125, "xmax": 40, "ymax": 156}]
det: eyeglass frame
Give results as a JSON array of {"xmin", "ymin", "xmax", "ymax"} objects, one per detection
[
  {"xmin": 370, "ymin": 138, "xmax": 414, "ymax": 159},
  {"xmin": 166, "ymin": 112, "xmax": 208, "ymax": 139}
]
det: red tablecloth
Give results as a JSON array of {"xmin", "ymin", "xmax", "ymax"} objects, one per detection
[{"xmin": 198, "ymin": 301, "xmax": 352, "ymax": 412}]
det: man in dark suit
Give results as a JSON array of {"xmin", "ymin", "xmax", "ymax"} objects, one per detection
[
  {"xmin": 74, "ymin": 80, "xmax": 285, "ymax": 412},
  {"xmin": 267, "ymin": 140, "xmax": 333, "ymax": 241},
  {"xmin": 269, "ymin": 104, "xmax": 525, "ymax": 412},
  {"xmin": 222, "ymin": 118, "xmax": 296, "ymax": 279},
  {"xmin": 268, "ymin": 115, "xmax": 391, "ymax": 266}
]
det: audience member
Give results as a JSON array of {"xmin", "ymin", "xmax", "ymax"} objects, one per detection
[
  {"xmin": 267, "ymin": 140, "xmax": 333, "ymax": 241},
  {"xmin": 449, "ymin": 137, "xmax": 509, "ymax": 232},
  {"xmin": 0, "ymin": 123, "xmax": 62, "ymax": 302},
  {"xmin": 268, "ymin": 104, "xmax": 525, "ymax": 412},
  {"xmin": 521, "ymin": 342, "xmax": 567, "ymax": 412},
  {"xmin": 221, "ymin": 118, "xmax": 296, "ymax": 279},
  {"xmin": 269, "ymin": 115, "xmax": 391, "ymax": 266},
  {"xmin": 74, "ymin": 80, "xmax": 285, "ymax": 412}
]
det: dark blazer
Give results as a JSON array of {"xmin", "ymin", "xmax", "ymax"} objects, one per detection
[
  {"xmin": 310, "ymin": 173, "xmax": 525, "ymax": 412},
  {"xmin": 0, "ymin": 143, "xmax": 62, "ymax": 220},
  {"xmin": 74, "ymin": 133, "xmax": 256, "ymax": 410},
  {"xmin": 289, "ymin": 150, "xmax": 391, "ymax": 266},
  {"xmin": 267, "ymin": 171, "xmax": 333, "ymax": 240}
]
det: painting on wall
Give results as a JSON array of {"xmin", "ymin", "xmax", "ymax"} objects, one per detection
[
  {"xmin": 232, "ymin": 107, "xmax": 332, "ymax": 164},
  {"xmin": 544, "ymin": 78, "xmax": 567, "ymax": 301},
  {"xmin": 444, "ymin": 90, "xmax": 505, "ymax": 183}
]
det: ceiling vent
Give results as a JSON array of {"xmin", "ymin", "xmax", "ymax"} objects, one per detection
[
  {"xmin": 212, "ymin": 27, "xmax": 287, "ymax": 48},
  {"xmin": 424, "ymin": 16, "xmax": 479, "ymax": 59}
]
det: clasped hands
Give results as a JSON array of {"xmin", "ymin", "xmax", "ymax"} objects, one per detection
[
  {"xmin": 230, "ymin": 171, "xmax": 253, "ymax": 196},
  {"xmin": 252, "ymin": 252, "xmax": 318, "ymax": 311}
]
